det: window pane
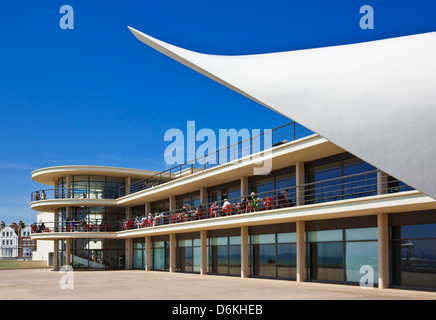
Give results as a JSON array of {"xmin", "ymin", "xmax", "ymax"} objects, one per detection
[
  {"xmin": 229, "ymin": 236, "xmax": 241, "ymax": 245},
  {"xmin": 277, "ymin": 232, "xmax": 296, "ymax": 243},
  {"xmin": 277, "ymin": 243, "xmax": 297, "ymax": 279},
  {"xmin": 229, "ymin": 246, "xmax": 241, "ymax": 276},
  {"xmin": 309, "ymin": 242, "xmax": 344, "ymax": 282},
  {"xmin": 399, "ymin": 224, "xmax": 436, "ymax": 240},
  {"xmin": 345, "ymin": 241, "xmax": 378, "ymax": 283},
  {"xmin": 308, "ymin": 230, "xmax": 342, "ymax": 242},
  {"xmin": 345, "ymin": 227, "xmax": 378, "ymax": 241},
  {"xmin": 252, "ymin": 234, "xmax": 275, "ymax": 245},
  {"xmin": 392, "ymin": 239, "xmax": 436, "ymax": 288}
]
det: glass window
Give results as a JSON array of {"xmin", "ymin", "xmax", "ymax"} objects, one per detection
[
  {"xmin": 208, "ymin": 235, "xmax": 241, "ymax": 276},
  {"xmin": 345, "ymin": 241, "xmax": 378, "ymax": 283},
  {"xmin": 308, "ymin": 230, "xmax": 342, "ymax": 242},
  {"xmin": 345, "ymin": 227, "xmax": 378, "ymax": 241},
  {"xmin": 252, "ymin": 234, "xmax": 275, "ymax": 245},
  {"xmin": 152, "ymin": 241, "xmax": 169, "ymax": 271},
  {"xmin": 308, "ymin": 242, "xmax": 344, "ymax": 282},
  {"xmin": 391, "ymin": 223, "xmax": 436, "ymax": 289}
]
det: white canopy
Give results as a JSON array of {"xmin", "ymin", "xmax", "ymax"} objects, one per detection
[{"xmin": 129, "ymin": 27, "xmax": 436, "ymax": 200}]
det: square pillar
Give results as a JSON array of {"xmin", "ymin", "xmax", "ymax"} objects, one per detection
[
  {"xmin": 125, "ymin": 176, "xmax": 131, "ymax": 195},
  {"xmin": 169, "ymin": 196, "xmax": 176, "ymax": 211},
  {"xmin": 296, "ymin": 162, "xmax": 305, "ymax": 206},
  {"xmin": 378, "ymin": 213, "xmax": 390, "ymax": 289},
  {"xmin": 145, "ymin": 236, "xmax": 151, "ymax": 271},
  {"xmin": 241, "ymin": 226, "xmax": 249, "ymax": 278},
  {"xmin": 200, "ymin": 230, "xmax": 207, "ymax": 275},
  {"xmin": 125, "ymin": 238, "xmax": 132, "ymax": 270},
  {"xmin": 241, "ymin": 176, "xmax": 249, "ymax": 197},
  {"xmin": 377, "ymin": 171, "xmax": 389, "ymax": 195},
  {"xmin": 65, "ymin": 238, "xmax": 71, "ymax": 267},
  {"xmin": 66, "ymin": 174, "xmax": 71, "ymax": 198},
  {"xmin": 53, "ymin": 240, "xmax": 59, "ymax": 271},
  {"xmin": 125, "ymin": 207, "xmax": 131, "ymax": 220},
  {"xmin": 296, "ymin": 220, "xmax": 306, "ymax": 282},
  {"xmin": 169, "ymin": 233, "xmax": 176, "ymax": 272},
  {"xmin": 145, "ymin": 202, "xmax": 151, "ymax": 215},
  {"xmin": 200, "ymin": 187, "xmax": 207, "ymax": 205}
]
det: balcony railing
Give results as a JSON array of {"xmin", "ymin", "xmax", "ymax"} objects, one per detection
[
  {"xmin": 31, "ymin": 169, "xmax": 414, "ymax": 234},
  {"xmin": 119, "ymin": 170, "xmax": 413, "ymax": 230},
  {"xmin": 31, "ymin": 187, "xmax": 119, "ymax": 202},
  {"xmin": 31, "ymin": 219, "xmax": 117, "ymax": 233},
  {"xmin": 119, "ymin": 122, "xmax": 313, "ymax": 197}
]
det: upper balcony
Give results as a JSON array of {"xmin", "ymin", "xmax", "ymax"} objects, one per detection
[{"xmin": 118, "ymin": 122, "xmax": 313, "ymax": 197}]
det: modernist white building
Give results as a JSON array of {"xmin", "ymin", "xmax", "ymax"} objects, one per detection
[{"xmin": 29, "ymin": 30, "xmax": 436, "ymax": 291}]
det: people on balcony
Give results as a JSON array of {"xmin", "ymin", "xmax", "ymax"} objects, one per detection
[{"xmin": 35, "ymin": 189, "xmax": 295, "ymax": 233}]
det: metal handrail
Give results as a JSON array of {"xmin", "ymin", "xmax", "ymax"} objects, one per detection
[
  {"xmin": 31, "ymin": 219, "xmax": 118, "ymax": 233},
  {"xmin": 119, "ymin": 122, "xmax": 313, "ymax": 197},
  {"xmin": 31, "ymin": 187, "xmax": 119, "ymax": 202}
]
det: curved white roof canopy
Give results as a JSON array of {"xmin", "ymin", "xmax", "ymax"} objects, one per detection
[{"xmin": 128, "ymin": 27, "xmax": 436, "ymax": 200}]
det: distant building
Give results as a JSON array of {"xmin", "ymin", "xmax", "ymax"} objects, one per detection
[{"xmin": 0, "ymin": 222, "xmax": 36, "ymax": 259}]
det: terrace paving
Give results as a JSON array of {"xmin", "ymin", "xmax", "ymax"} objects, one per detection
[{"xmin": 0, "ymin": 268, "xmax": 435, "ymax": 300}]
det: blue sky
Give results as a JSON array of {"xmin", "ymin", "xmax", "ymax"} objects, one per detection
[{"xmin": 1, "ymin": 0, "xmax": 436, "ymax": 224}]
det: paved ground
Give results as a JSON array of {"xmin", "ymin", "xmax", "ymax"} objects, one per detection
[{"xmin": 0, "ymin": 268, "xmax": 435, "ymax": 300}]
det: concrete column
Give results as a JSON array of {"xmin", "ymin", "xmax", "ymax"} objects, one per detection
[
  {"xmin": 241, "ymin": 226, "xmax": 249, "ymax": 278},
  {"xmin": 66, "ymin": 174, "xmax": 71, "ymax": 199},
  {"xmin": 296, "ymin": 220, "xmax": 306, "ymax": 282},
  {"xmin": 125, "ymin": 238, "xmax": 132, "ymax": 270},
  {"xmin": 241, "ymin": 176, "xmax": 249, "ymax": 197},
  {"xmin": 145, "ymin": 236, "xmax": 151, "ymax": 271},
  {"xmin": 53, "ymin": 240, "xmax": 59, "ymax": 271},
  {"xmin": 296, "ymin": 162, "xmax": 305, "ymax": 206},
  {"xmin": 125, "ymin": 176, "xmax": 131, "ymax": 195},
  {"xmin": 378, "ymin": 213, "xmax": 390, "ymax": 289},
  {"xmin": 200, "ymin": 187, "xmax": 207, "ymax": 204},
  {"xmin": 169, "ymin": 233, "xmax": 176, "ymax": 272},
  {"xmin": 145, "ymin": 202, "xmax": 151, "ymax": 215},
  {"xmin": 65, "ymin": 206, "xmax": 71, "ymax": 232},
  {"xmin": 169, "ymin": 196, "xmax": 176, "ymax": 211},
  {"xmin": 125, "ymin": 207, "xmax": 131, "ymax": 220},
  {"xmin": 200, "ymin": 230, "xmax": 207, "ymax": 275},
  {"xmin": 65, "ymin": 238, "xmax": 71, "ymax": 267},
  {"xmin": 377, "ymin": 171, "xmax": 389, "ymax": 195}
]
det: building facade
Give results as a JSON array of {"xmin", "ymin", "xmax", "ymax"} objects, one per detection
[
  {"xmin": 30, "ymin": 127, "xmax": 436, "ymax": 291},
  {"xmin": 0, "ymin": 224, "xmax": 36, "ymax": 259}
]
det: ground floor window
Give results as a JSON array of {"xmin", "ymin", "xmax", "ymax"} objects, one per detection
[
  {"xmin": 249, "ymin": 224, "xmax": 297, "ymax": 280},
  {"xmin": 176, "ymin": 233, "xmax": 201, "ymax": 273},
  {"xmin": 151, "ymin": 238, "xmax": 169, "ymax": 271},
  {"xmin": 306, "ymin": 217, "xmax": 378, "ymax": 285},
  {"xmin": 390, "ymin": 212, "xmax": 436, "ymax": 289},
  {"xmin": 133, "ymin": 238, "xmax": 145, "ymax": 270},
  {"xmin": 208, "ymin": 229, "xmax": 241, "ymax": 276}
]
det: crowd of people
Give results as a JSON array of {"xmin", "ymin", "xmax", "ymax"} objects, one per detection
[
  {"xmin": 120, "ymin": 191, "xmax": 294, "ymax": 230},
  {"xmin": 31, "ymin": 190, "xmax": 294, "ymax": 233}
]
